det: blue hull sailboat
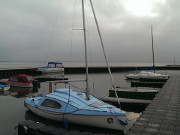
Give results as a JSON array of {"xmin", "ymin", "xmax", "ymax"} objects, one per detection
[
  {"xmin": 24, "ymin": 0, "xmax": 128, "ymax": 131},
  {"xmin": 24, "ymin": 88, "xmax": 128, "ymax": 130}
]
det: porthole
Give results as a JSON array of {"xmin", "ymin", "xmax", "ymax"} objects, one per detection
[{"xmin": 107, "ymin": 118, "xmax": 113, "ymax": 124}]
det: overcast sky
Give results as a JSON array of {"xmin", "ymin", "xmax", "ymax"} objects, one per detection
[{"xmin": 0, "ymin": 0, "xmax": 180, "ymax": 64}]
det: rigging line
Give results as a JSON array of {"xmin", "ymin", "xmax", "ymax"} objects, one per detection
[
  {"xmin": 89, "ymin": 0, "xmax": 121, "ymax": 108},
  {"xmin": 68, "ymin": 82, "xmax": 85, "ymax": 92},
  {"xmin": 43, "ymin": 0, "xmax": 63, "ymax": 65}
]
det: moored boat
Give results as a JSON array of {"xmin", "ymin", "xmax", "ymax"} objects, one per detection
[
  {"xmin": 2, "ymin": 74, "xmax": 34, "ymax": 88},
  {"xmin": 125, "ymin": 71, "xmax": 169, "ymax": 80},
  {"xmin": 38, "ymin": 62, "xmax": 64, "ymax": 73},
  {"xmin": 25, "ymin": 88, "xmax": 128, "ymax": 130},
  {"xmin": 109, "ymin": 87, "xmax": 159, "ymax": 100},
  {"xmin": 125, "ymin": 26, "xmax": 169, "ymax": 81}
]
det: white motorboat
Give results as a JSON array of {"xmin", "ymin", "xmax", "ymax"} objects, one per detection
[{"xmin": 38, "ymin": 62, "xmax": 64, "ymax": 73}]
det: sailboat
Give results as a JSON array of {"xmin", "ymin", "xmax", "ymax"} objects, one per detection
[
  {"xmin": 24, "ymin": 0, "xmax": 128, "ymax": 131},
  {"xmin": 125, "ymin": 25, "xmax": 169, "ymax": 80}
]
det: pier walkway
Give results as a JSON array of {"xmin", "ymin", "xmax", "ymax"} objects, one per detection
[{"xmin": 126, "ymin": 76, "xmax": 180, "ymax": 135}]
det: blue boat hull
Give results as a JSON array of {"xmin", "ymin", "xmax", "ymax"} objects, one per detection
[{"xmin": 24, "ymin": 88, "xmax": 128, "ymax": 131}]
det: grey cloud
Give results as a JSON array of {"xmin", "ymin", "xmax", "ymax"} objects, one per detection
[{"xmin": 0, "ymin": 0, "xmax": 180, "ymax": 65}]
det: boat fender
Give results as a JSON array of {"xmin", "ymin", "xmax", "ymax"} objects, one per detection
[
  {"xmin": 119, "ymin": 119, "xmax": 128, "ymax": 125},
  {"xmin": 107, "ymin": 118, "xmax": 113, "ymax": 124}
]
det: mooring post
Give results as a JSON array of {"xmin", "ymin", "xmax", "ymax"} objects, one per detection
[{"xmin": 49, "ymin": 82, "xmax": 52, "ymax": 93}]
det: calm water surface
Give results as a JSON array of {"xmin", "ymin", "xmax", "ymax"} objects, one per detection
[{"xmin": 0, "ymin": 70, "xmax": 179, "ymax": 135}]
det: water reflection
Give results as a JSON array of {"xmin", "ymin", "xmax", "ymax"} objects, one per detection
[{"xmin": 0, "ymin": 86, "xmax": 39, "ymax": 98}]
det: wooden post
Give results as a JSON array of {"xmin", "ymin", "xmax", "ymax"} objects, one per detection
[{"xmin": 49, "ymin": 82, "xmax": 52, "ymax": 93}]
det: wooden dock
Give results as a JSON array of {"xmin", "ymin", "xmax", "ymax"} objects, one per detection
[{"xmin": 126, "ymin": 76, "xmax": 180, "ymax": 135}]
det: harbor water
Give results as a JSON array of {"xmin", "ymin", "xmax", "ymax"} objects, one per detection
[{"xmin": 0, "ymin": 62, "xmax": 179, "ymax": 135}]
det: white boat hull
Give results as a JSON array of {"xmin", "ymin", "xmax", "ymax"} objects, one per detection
[
  {"xmin": 126, "ymin": 75, "xmax": 168, "ymax": 80},
  {"xmin": 25, "ymin": 103, "xmax": 126, "ymax": 131},
  {"xmin": 38, "ymin": 68, "xmax": 64, "ymax": 73},
  {"xmin": 125, "ymin": 71, "xmax": 169, "ymax": 80}
]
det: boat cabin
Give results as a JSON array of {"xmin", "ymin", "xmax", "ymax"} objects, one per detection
[{"xmin": 47, "ymin": 62, "xmax": 64, "ymax": 68}]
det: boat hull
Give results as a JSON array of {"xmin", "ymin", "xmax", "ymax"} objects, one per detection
[
  {"xmin": 125, "ymin": 71, "xmax": 169, "ymax": 80},
  {"xmin": 38, "ymin": 68, "xmax": 64, "ymax": 73},
  {"xmin": 125, "ymin": 75, "xmax": 169, "ymax": 80},
  {"xmin": 25, "ymin": 102, "xmax": 126, "ymax": 131},
  {"xmin": 8, "ymin": 83, "xmax": 33, "ymax": 88},
  {"xmin": 109, "ymin": 89, "xmax": 159, "ymax": 100}
]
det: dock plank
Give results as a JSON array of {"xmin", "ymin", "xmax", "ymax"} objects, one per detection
[{"xmin": 126, "ymin": 76, "xmax": 180, "ymax": 135}]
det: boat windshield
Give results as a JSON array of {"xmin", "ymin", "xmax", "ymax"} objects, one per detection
[
  {"xmin": 27, "ymin": 76, "xmax": 33, "ymax": 81},
  {"xmin": 41, "ymin": 99, "xmax": 61, "ymax": 109},
  {"xmin": 48, "ymin": 64, "xmax": 55, "ymax": 67},
  {"xmin": 56, "ymin": 64, "xmax": 63, "ymax": 68}
]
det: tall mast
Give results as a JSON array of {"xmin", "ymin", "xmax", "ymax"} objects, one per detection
[
  {"xmin": 82, "ymin": 0, "xmax": 90, "ymax": 100},
  {"xmin": 89, "ymin": 0, "xmax": 121, "ymax": 106},
  {"xmin": 89, "ymin": 0, "xmax": 115, "ymax": 88},
  {"xmin": 151, "ymin": 25, "xmax": 155, "ymax": 73}
]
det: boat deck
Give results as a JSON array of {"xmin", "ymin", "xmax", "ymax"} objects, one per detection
[{"xmin": 125, "ymin": 75, "xmax": 180, "ymax": 135}]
